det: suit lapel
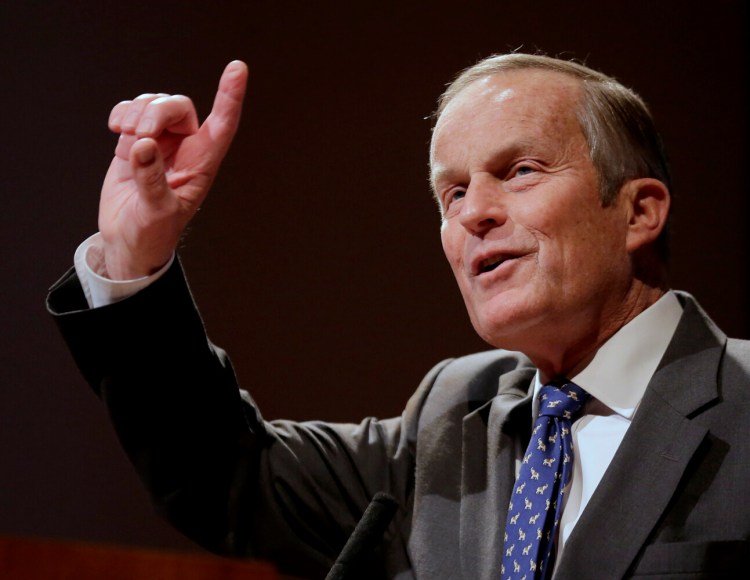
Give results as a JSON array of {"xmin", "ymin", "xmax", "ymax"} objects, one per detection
[
  {"xmin": 555, "ymin": 293, "xmax": 725, "ymax": 578},
  {"xmin": 459, "ymin": 369, "xmax": 534, "ymax": 579}
]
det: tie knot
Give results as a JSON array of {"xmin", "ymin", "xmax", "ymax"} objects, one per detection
[{"xmin": 538, "ymin": 381, "xmax": 588, "ymax": 419}]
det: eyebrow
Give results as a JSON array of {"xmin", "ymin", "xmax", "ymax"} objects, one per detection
[
  {"xmin": 430, "ymin": 140, "xmax": 537, "ymax": 194},
  {"xmin": 429, "ymin": 164, "xmax": 450, "ymax": 192},
  {"xmin": 429, "ymin": 164, "xmax": 465, "ymax": 209}
]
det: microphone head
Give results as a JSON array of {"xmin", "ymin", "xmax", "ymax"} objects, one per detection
[{"xmin": 325, "ymin": 492, "xmax": 399, "ymax": 580}]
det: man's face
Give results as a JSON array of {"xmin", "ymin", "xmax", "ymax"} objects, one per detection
[{"xmin": 431, "ymin": 71, "xmax": 633, "ymax": 361}]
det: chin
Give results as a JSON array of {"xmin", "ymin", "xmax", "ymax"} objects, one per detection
[{"xmin": 467, "ymin": 297, "xmax": 550, "ymax": 352}]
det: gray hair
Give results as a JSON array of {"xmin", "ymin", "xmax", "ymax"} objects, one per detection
[{"xmin": 435, "ymin": 53, "xmax": 672, "ymax": 207}]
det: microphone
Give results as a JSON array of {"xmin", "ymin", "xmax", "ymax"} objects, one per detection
[{"xmin": 325, "ymin": 492, "xmax": 399, "ymax": 580}]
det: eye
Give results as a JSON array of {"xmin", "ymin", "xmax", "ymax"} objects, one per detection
[
  {"xmin": 445, "ymin": 188, "xmax": 466, "ymax": 207},
  {"xmin": 514, "ymin": 165, "xmax": 535, "ymax": 177}
]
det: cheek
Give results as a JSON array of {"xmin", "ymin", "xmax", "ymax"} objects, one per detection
[
  {"xmin": 553, "ymin": 224, "xmax": 628, "ymax": 290},
  {"xmin": 529, "ymin": 224, "xmax": 595, "ymax": 290},
  {"xmin": 440, "ymin": 225, "xmax": 462, "ymax": 272},
  {"xmin": 441, "ymin": 226, "xmax": 479, "ymax": 311}
]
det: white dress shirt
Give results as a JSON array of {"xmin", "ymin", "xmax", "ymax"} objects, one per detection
[{"xmin": 530, "ymin": 291, "xmax": 684, "ymax": 564}]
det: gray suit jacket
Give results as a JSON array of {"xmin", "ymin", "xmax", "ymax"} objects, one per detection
[{"xmin": 48, "ymin": 261, "xmax": 749, "ymax": 578}]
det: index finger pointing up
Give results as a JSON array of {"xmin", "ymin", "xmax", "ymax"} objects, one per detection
[{"xmin": 201, "ymin": 60, "xmax": 249, "ymax": 154}]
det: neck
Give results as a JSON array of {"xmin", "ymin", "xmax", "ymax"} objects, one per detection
[{"xmin": 532, "ymin": 282, "xmax": 666, "ymax": 383}]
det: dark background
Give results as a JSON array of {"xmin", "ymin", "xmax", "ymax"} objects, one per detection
[{"xmin": 1, "ymin": 0, "xmax": 746, "ymax": 557}]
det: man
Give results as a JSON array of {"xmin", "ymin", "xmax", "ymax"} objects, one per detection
[{"xmin": 48, "ymin": 54, "xmax": 748, "ymax": 578}]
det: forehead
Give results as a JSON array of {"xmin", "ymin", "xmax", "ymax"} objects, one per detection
[{"xmin": 430, "ymin": 70, "xmax": 585, "ymax": 175}]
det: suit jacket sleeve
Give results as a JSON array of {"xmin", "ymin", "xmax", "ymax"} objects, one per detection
[{"xmin": 46, "ymin": 258, "xmax": 438, "ymax": 579}]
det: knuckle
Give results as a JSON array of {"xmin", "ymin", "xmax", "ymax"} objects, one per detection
[
  {"xmin": 150, "ymin": 95, "xmax": 197, "ymax": 128},
  {"xmin": 172, "ymin": 95, "xmax": 196, "ymax": 115},
  {"xmin": 110, "ymin": 101, "xmax": 131, "ymax": 123}
]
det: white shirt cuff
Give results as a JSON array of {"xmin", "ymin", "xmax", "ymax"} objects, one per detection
[{"xmin": 73, "ymin": 233, "xmax": 174, "ymax": 309}]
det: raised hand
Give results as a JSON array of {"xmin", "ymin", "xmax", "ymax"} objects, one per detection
[{"xmin": 98, "ymin": 60, "xmax": 248, "ymax": 279}]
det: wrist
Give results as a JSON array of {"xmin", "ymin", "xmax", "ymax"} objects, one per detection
[
  {"xmin": 75, "ymin": 233, "xmax": 175, "ymax": 308},
  {"xmin": 100, "ymin": 241, "xmax": 171, "ymax": 281}
]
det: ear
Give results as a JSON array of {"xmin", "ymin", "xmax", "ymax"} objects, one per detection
[{"xmin": 621, "ymin": 178, "xmax": 671, "ymax": 253}]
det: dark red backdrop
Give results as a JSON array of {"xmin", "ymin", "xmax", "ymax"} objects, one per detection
[{"xmin": 1, "ymin": 0, "xmax": 746, "ymax": 554}]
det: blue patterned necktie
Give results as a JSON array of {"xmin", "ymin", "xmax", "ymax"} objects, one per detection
[{"xmin": 501, "ymin": 381, "xmax": 589, "ymax": 579}]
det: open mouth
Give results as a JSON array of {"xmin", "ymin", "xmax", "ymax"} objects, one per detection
[{"xmin": 478, "ymin": 254, "xmax": 514, "ymax": 275}]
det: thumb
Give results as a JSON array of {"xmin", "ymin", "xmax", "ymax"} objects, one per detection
[{"xmin": 130, "ymin": 138, "xmax": 170, "ymax": 205}]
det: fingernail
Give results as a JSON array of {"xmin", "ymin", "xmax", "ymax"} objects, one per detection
[{"xmin": 227, "ymin": 60, "xmax": 244, "ymax": 75}]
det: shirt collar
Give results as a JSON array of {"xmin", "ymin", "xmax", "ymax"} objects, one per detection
[{"xmin": 532, "ymin": 291, "xmax": 683, "ymax": 420}]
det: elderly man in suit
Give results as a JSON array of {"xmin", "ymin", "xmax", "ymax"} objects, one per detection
[{"xmin": 48, "ymin": 54, "xmax": 748, "ymax": 578}]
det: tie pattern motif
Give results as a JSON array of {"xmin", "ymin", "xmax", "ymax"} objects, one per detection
[{"xmin": 501, "ymin": 381, "xmax": 588, "ymax": 579}]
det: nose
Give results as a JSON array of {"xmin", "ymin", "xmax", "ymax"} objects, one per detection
[{"xmin": 458, "ymin": 174, "xmax": 507, "ymax": 234}]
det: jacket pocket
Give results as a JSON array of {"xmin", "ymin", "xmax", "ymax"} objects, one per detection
[{"xmin": 629, "ymin": 540, "xmax": 745, "ymax": 578}]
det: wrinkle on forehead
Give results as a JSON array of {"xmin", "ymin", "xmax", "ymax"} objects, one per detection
[
  {"xmin": 430, "ymin": 71, "xmax": 584, "ymax": 167},
  {"xmin": 436, "ymin": 70, "xmax": 583, "ymax": 127}
]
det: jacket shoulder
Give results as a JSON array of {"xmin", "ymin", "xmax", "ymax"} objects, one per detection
[
  {"xmin": 410, "ymin": 350, "xmax": 534, "ymax": 428},
  {"xmin": 433, "ymin": 349, "xmax": 534, "ymax": 395}
]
